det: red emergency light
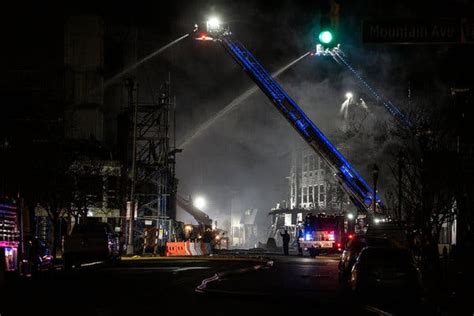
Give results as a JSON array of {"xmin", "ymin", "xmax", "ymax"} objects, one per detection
[{"xmin": 195, "ymin": 32, "xmax": 213, "ymax": 41}]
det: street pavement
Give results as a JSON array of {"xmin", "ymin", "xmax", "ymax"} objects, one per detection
[
  {"xmin": 197, "ymin": 254, "xmax": 418, "ymax": 315},
  {"xmin": 2, "ymin": 254, "xmax": 424, "ymax": 315}
]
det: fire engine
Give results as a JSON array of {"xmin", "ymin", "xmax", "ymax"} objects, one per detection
[
  {"xmin": 0, "ymin": 201, "xmax": 20, "ymax": 277},
  {"xmin": 195, "ymin": 18, "xmax": 384, "ymax": 228},
  {"xmin": 299, "ymin": 213, "xmax": 345, "ymax": 256}
]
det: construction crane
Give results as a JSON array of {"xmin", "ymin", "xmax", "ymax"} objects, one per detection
[
  {"xmin": 176, "ymin": 194, "xmax": 212, "ymax": 228},
  {"xmin": 195, "ymin": 19, "xmax": 382, "ymax": 215},
  {"xmin": 176, "ymin": 194, "xmax": 228, "ymax": 248}
]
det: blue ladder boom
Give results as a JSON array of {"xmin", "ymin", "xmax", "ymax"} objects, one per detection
[{"xmin": 220, "ymin": 36, "xmax": 381, "ymax": 212}]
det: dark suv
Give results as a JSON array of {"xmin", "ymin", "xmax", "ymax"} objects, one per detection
[
  {"xmin": 339, "ymin": 235, "xmax": 394, "ymax": 282},
  {"xmin": 63, "ymin": 222, "xmax": 121, "ymax": 269},
  {"xmin": 350, "ymin": 247, "xmax": 422, "ymax": 301}
]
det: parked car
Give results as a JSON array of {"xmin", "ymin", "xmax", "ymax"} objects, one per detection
[
  {"xmin": 339, "ymin": 235, "xmax": 394, "ymax": 282},
  {"xmin": 26, "ymin": 237, "xmax": 54, "ymax": 276},
  {"xmin": 63, "ymin": 222, "xmax": 121, "ymax": 269},
  {"xmin": 350, "ymin": 247, "xmax": 422, "ymax": 301}
]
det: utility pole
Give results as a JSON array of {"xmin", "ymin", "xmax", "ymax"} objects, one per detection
[{"xmin": 126, "ymin": 78, "xmax": 138, "ymax": 255}]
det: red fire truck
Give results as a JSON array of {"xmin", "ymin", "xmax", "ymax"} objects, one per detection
[{"xmin": 0, "ymin": 201, "xmax": 20, "ymax": 278}]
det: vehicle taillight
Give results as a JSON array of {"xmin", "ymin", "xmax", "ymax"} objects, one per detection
[{"xmin": 348, "ymin": 234, "xmax": 354, "ymax": 239}]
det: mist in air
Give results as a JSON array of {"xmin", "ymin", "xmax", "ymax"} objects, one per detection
[{"xmin": 116, "ymin": 1, "xmax": 406, "ymax": 223}]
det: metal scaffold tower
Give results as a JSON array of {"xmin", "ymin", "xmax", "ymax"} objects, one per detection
[{"xmin": 125, "ymin": 77, "xmax": 179, "ymax": 255}]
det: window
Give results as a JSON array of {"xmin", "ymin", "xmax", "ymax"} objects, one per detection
[
  {"xmin": 303, "ymin": 156, "xmax": 308, "ymax": 172},
  {"xmin": 309, "ymin": 186, "xmax": 313, "ymax": 203},
  {"xmin": 303, "ymin": 187, "xmax": 308, "ymax": 203},
  {"xmin": 319, "ymin": 184, "xmax": 325, "ymax": 202}
]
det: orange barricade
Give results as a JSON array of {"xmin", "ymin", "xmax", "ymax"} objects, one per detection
[
  {"xmin": 166, "ymin": 242, "xmax": 211, "ymax": 256},
  {"xmin": 166, "ymin": 242, "xmax": 188, "ymax": 256},
  {"xmin": 165, "ymin": 242, "xmax": 176, "ymax": 256},
  {"xmin": 177, "ymin": 243, "xmax": 187, "ymax": 256}
]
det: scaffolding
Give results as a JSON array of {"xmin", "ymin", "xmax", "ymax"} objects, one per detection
[{"xmin": 125, "ymin": 77, "xmax": 179, "ymax": 254}]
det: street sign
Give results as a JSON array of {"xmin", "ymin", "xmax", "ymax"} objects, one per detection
[{"xmin": 362, "ymin": 19, "xmax": 473, "ymax": 44}]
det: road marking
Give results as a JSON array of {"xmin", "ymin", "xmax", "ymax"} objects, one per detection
[
  {"xmin": 195, "ymin": 260, "xmax": 274, "ymax": 294},
  {"xmin": 363, "ymin": 305, "xmax": 394, "ymax": 316},
  {"xmin": 80, "ymin": 261, "xmax": 103, "ymax": 267},
  {"xmin": 173, "ymin": 267, "xmax": 210, "ymax": 272}
]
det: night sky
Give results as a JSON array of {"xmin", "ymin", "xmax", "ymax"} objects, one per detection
[{"xmin": 2, "ymin": 0, "xmax": 473, "ymax": 220}]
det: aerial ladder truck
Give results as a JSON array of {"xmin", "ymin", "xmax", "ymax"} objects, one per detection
[{"xmin": 195, "ymin": 21, "xmax": 382, "ymax": 224}]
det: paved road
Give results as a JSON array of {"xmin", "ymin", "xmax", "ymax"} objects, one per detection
[
  {"xmin": 1, "ymin": 255, "xmax": 422, "ymax": 315},
  {"xmin": 2, "ymin": 257, "xmax": 265, "ymax": 316},
  {"xmin": 198, "ymin": 255, "xmax": 406, "ymax": 314}
]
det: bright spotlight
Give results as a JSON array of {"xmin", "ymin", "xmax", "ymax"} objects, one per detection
[
  {"xmin": 347, "ymin": 213, "xmax": 354, "ymax": 220},
  {"xmin": 345, "ymin": 92, "xmax": 353, "ymax": 99},
  {"xmin": 193, "ymin": 196, "xmax": 206, "ymax": 209},
  {"xmin": 374, "ymin": 218, "xmax": 381, "ymax": 224},
  {"xmin": 206, "ymin": 17, "xmax": 221, "ymax": 32}
]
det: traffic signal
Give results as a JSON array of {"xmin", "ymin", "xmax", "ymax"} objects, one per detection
[
  {"xmin": 318, "ymin": 0, "xmax": 340, "ymax": 47},
  {"xmin": 319, "ymin": 30, "xmax": 334, "ymax": 45}
]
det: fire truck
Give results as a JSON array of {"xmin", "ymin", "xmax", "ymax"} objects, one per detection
[
  {"xmin": 0, "ymin": 201, "xmax": 20, "ymax": 278},
  {"xmin": 195, "ymin": 19, "xmax": 384, "ymax": 228},
  {"xmin": 299, "ymin": 213, "xmax": 345, "ymax": 256}
]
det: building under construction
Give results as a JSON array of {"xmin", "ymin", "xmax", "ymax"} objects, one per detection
[{"xmin": 119, "ymin": 77, "xmax": 179, "ymax": 255}]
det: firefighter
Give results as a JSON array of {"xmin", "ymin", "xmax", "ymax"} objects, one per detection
[
  {"xmin": 280, "ymin": 229, "xmax": 290, "ymax": 256},
  {"xmin": 296, "ymin": 227, "xmax": 303, "ymax": 256}
]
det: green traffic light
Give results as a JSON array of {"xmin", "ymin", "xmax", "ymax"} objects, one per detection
[{"xmin": 318, "ymin": 30, "xmax": 333, "ymax": 44}]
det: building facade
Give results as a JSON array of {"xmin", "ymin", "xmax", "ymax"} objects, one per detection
[
  {"xmin": 268, "ymin": 147, "xmax": 351, "ymax": 245},
  {"xmin": 289, "ymin": 148, "xmax": 349, "ymax": 213}
]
